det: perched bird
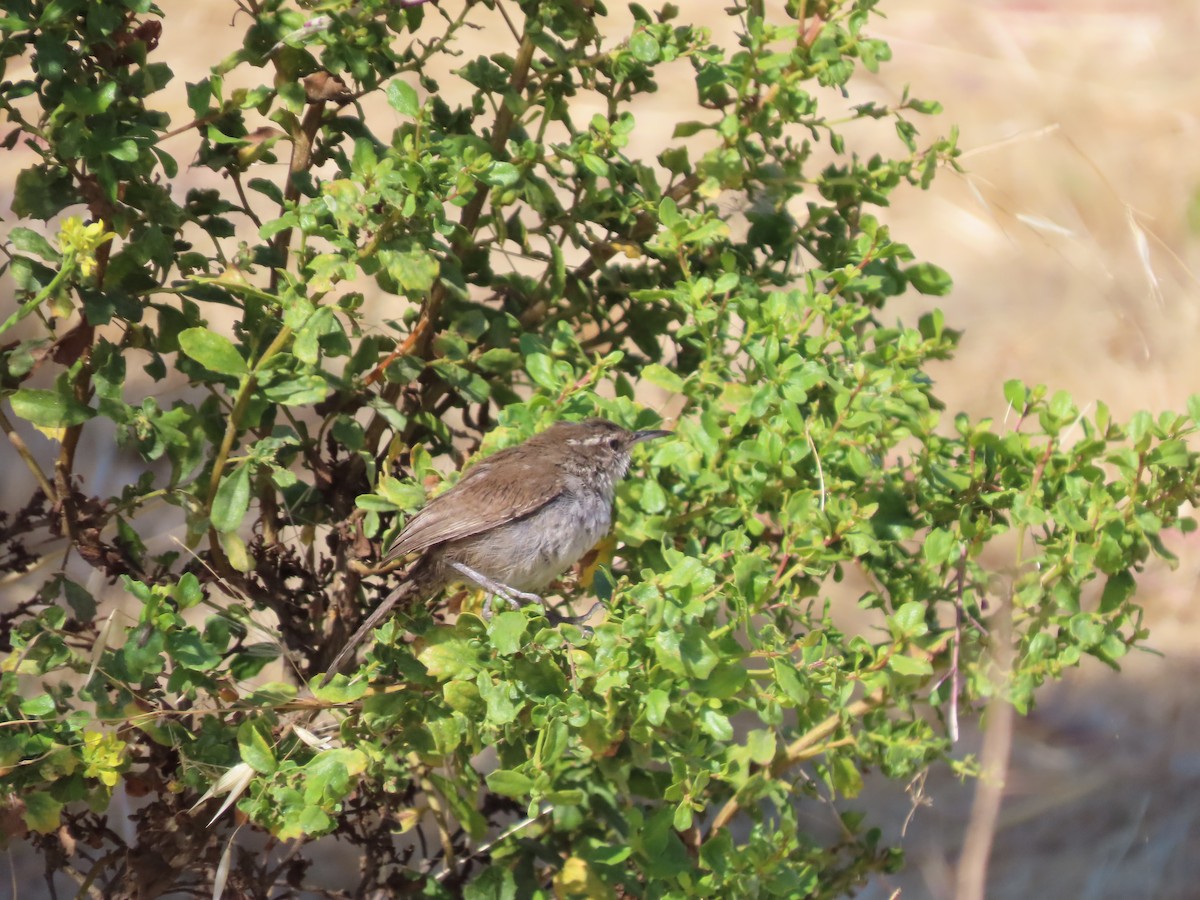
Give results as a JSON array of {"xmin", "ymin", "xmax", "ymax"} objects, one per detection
[{"xmin": 326, "ymin": 418, "xmax": 669, "ymax": 675}]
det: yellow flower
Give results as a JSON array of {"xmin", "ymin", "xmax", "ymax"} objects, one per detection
[{"xmin": 57, "ymin": 216, "xmax": 117, "ymax": 278}]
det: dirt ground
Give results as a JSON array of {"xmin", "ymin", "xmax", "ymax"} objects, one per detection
[{"xmin": 4, "ymin": 2, "xmax": 1200, "ymax": 897}]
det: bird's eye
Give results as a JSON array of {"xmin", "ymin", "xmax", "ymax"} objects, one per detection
[{"xmin": 608, "ymin": 437, "xmax": 622, "ymax": 451}]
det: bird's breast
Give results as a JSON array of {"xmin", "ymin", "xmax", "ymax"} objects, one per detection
[{"xmin": 445, "ymin": 488, "xmax": 614, "ymax": 593}]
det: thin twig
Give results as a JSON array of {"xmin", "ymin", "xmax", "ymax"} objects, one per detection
[
  {"xmin": 707, "ymin": 690, "xmax": 885, "ymax": 835},
  {"xmin": 0, "ymin": 406, "xmax": 57, "ymax": 501},
  {"xmin": 954, "ymin": 593, "xmax": 1014, "ymax": 900}
]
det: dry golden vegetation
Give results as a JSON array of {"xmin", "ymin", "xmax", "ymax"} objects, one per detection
[{"xmin": 860, "ymin": 5, "xmax": 1200, "ymax": 898}]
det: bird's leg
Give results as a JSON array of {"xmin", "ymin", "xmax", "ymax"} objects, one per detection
[
  {"xmin": 448, "ymin": 561, "xmax": 542, "ymax": 615},
  {"xmin": 447, "ymin": 562, "xmax": 603, "ymax": 627}
]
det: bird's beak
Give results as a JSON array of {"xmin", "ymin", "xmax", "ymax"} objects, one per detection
[{"xmin": 632, "ymin": 429, "xmax": 671, "ymax": 444}]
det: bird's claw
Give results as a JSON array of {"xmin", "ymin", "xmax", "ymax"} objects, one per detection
[
  {"xmin": 481, "ymin": 587, "xmax": 543, "ymax": 618},
  {"xmin": 544, "ymin": 601, "xmax": 602, "ymax": 634},
  {"xmin": 480, "ymin": 593, "xmax": 601, "ymax": 635}
]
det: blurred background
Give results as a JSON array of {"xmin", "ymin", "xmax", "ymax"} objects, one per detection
[
  {"xmin": 857, "ymin": 3, "xmax": 1200, "ymax": 897},
  {"xmin": 4, "ymin": 2, "xmax": 1199, "ymax": 897}
]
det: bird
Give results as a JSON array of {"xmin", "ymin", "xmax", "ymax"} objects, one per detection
[{"xmin": 325, "ymin": 417, "xmax": 670, "ymax": 675}]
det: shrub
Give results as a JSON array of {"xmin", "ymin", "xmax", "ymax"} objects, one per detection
[{"xmin": 2, "ymin": 0, "xmax": 1197, "ymax": 895}]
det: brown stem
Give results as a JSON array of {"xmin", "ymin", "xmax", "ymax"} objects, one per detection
[
  {"xmin": 269, "ymin": 102, "xmax": 328, "ymax": 290},
  {"xmin": 0, "ymin": 407, "xmax": 57, "ymax": 501},
  {"xmin": 707, "ymin": 690, "xmax": 884, "ymax": 835},
  {"xmin": 159, "ymin": 110, "xmax": 222, "ymax": 142},
  {"xmin": 955, "ymin": 595, "xmax": 1014, "ymax": 900},
  {"xmin": 45, "ymin": 172, "xmax": 118, "ymax": 550},
  {"xmin": 364, "ymin": 29, "xmax": 539, "ymax": 449},
  {"xmin": 229, "ymin": 169, "xmax": 263, "ymax": 229},
  {"xmin": 54, "ymin": 330, "xmax": 97, "ymax": 546},
  {"xmin": 362, "ymin": 320, "xmax": 425, "ymax": 387}
]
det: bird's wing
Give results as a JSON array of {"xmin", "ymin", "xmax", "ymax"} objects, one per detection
[{"xmin": 384, "ymin": 444, "xmax": 561, "ymax": 560}]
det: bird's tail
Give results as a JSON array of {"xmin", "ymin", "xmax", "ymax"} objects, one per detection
[{"xmin": 325, "ymin": 578, "xmax": 421, "ymax": 678}]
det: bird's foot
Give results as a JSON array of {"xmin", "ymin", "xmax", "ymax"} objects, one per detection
[
  {"xmin": 450, "ymin": 562, "xmax": 542, "ymax": 617},
  {"xmin": 544, "ymin": 601, "xmax": 602, "ymax": 634},
  {"xmin": 447, "ymin": 561, "xmax": 600, "ymax": 631},
  {"xmin": 481, "ymin": 588, "xmax": 544, "ymax": 618}
]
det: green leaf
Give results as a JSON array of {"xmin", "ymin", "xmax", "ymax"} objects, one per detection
[
  {"xmin": 482, "ymin": 162, "xmax": 520, "ymax": 188},
  {"xmin": 9, "ymin": 387, "xmax": 95, "ymax": 427},
  {"xmin": 443, "ymin": 680, "xmax": 483, "ymax": 715},
  {"xmin": 106, "ymin": 138, "xmax": 140, "ymax": 162},
  {"xmin": 1099, "ymin": 570, "xmax": 1135, "ymax": 614},
  {"xmin": 355, "ymin": 493, "xmax": 399, "ymax": 512},
  {"xmin": 464, "ymin": 867, "xmax": 518, "ymax": 900},
  {"xmin": 644, "ymin": 688, "xmax": 669, "ymax": 726},
  {"xmin": 211, "ymin": 464, "xmax": 251, "ymax": 533},
  {"xmin": 20, "ymin": 693, "xmax": 56, "ymax": 716},
  {"xmin": 174, "ymin": 573, "xmax": 203, "ymax": 609},
  {"xmin": 906, "ymin": 262, "xmax": 952, "ymax": 295},
  {"xmin": 9, "ymin": 227, "xmax": 61, "ymax": 261},
  {"xmin": 23, "ymin": 792, "xmax": 63, "ymax": 834},
  {"xmin": 62, "ymin": 579, "xmax": 97, "ymax": 619},
  {"xmin": 312, "ymin": 675, "xmax": 369, "ymax": 703},
  {"xmin": 186, "ymin": 78, "xmax": 212, "ymax": 117},
  {"xmin": 889, "ymin": 654, "xmax": 933, "ymax": 676},
  {"xmin": 629, "ymin": 29, "xmax": 661, "ymax": 63},
  {"xmin": 476, "ymin": 348, "xmax": 520, "ymax": 373},
  {"xmin": 426, "ymin": 713, "xmax": 466, "ymax": 755},
  {"xmin": 478, "ymin": 674, "xmax": 519, "ymax": 725},
  {"xmin": 922, "ymin": 528, "xmax": 957, "ymax": 565},
  {"xmin": 698, "ymin": 707, "xmax": 733, "ymax": 740},
  {"xmin": 658, "ymin": 196, "xmax": 683, "ymax": 227},
  {"xmin": 829, "ymin": 755, "xmax": 864, "ymax": 798},
  {"xmin": 671, "ymin": 121, "xmax": 707, "ymax": 139},
  {"xmin": 230, "ymin": 644, "xmax": 279, "ymax": 681},
  {"xmin": 1068, "ymin": 614, "xmax": 1106, "ymax": 649},
  {"xmin": 278, "ymin": 806, "xmax": 333, "ymax": 841},
  {"xmin": 1149, "ymin": 439, "xmax": 1190, "ymax": 468},
  {"xmin": 642, "ymin": 363, "xmax": 685, "ymax": 394},
  {"xmin": 13, "ymin": 165, "xmax": 78, "ymax": 219},
  {"xmin": 237, "ymin": 720, "xmax": 277, "ymax": 774},
  {"xmin": 488, "ymin": 611, "xmax": 526, "ymax": 656},
  {"xmin": 303, "ymin": 749, "xmax": 367, "ymax": 803},
  {"xmin": 638, "ymin": 478, "xmax": 667, "ymax": 514},
  {"xmin": 746, "ymin": 729, "xmax": 776, "ymax": 765},
  {"xmin": 261, "ymin": 374, "xmax": 330, "ymax": 405},
  {"xmin": 672, "ymin": 801, "xmax": 693, "ymax": 832},
  {"xmin": 889, "ymin": 602, "xmax": 929, "ymax": 638},
  {"xmin": 387, "ymin": 80, "xmax": 420, "ymax": 117},
  {"xmin": 639, "ymin": 808, "xmax": 690, "ymax": 877},
  {"xmin": 381, "ymin": 249, "xmax": 439, "ymax": 292},
  {"xmin": 525, "ymin": 353, "xmax": 560, "ymax": 390},
  {"xmin": 658, "ymin": 556, "xmax": 714, "ymax": 592},
  {"xmin": 119, "ymin": 627, "xmax": 165, "ymax": 679},
  {"xmin": 581, "ymin": 153, "xmax": 607, "ymax": 177},
  {"xmin": 537, "ymin": 719, "xmax": 569, "ymax": 768},
  {"xmin": 418, "ymin": 632, "xmax": 485, "ymax": 680},
  {"xmin": 1003, "ymin": 379, "xmax": 1028, "ymax": 410},
  {"xmin": 485, "ymin": 768, "xmax": 534, "ymax": 798},
  {"xmin": 178, "ymin": 328, "xmax": 248, "ymax": 376},
  {"xmin": 168, "ymin": 631, "xmax": 222, "ymax": 671},
  {"xmin": 654, "ymin": 625, "xmax": 720, "ymax": 679}
]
